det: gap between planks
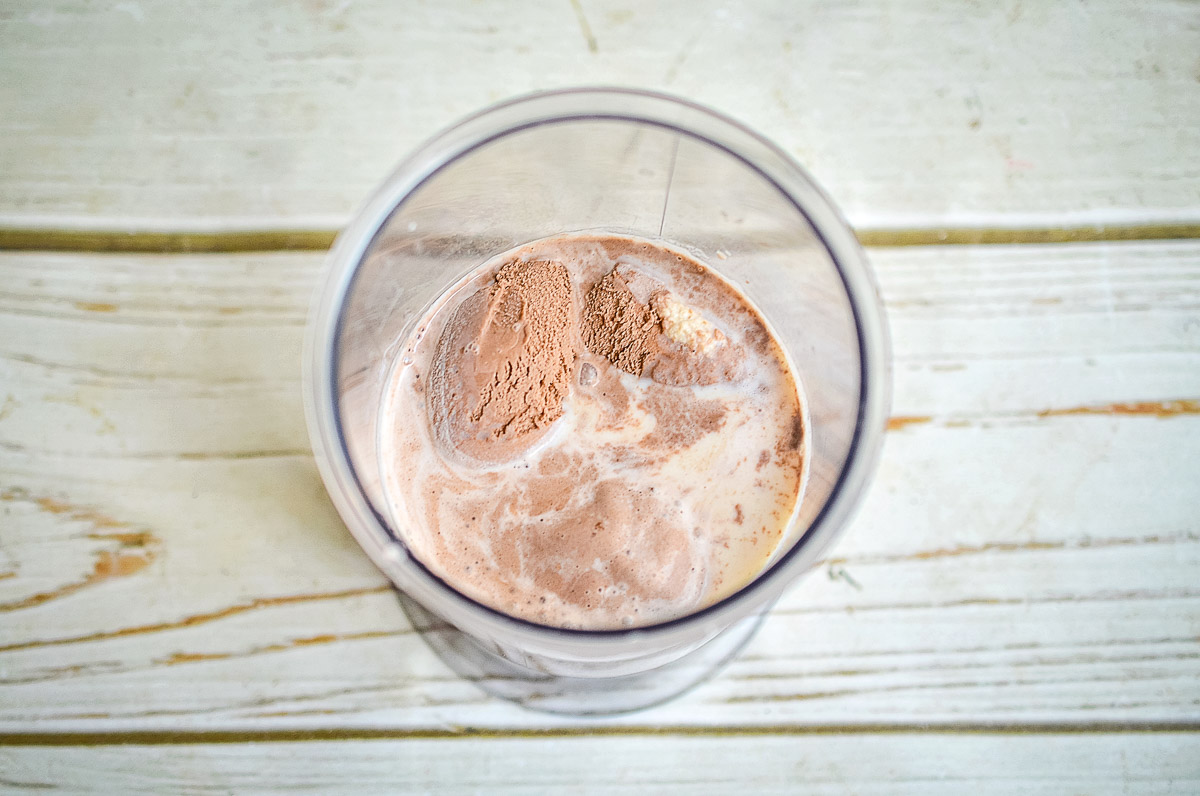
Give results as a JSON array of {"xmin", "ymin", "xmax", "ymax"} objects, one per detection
[
  {"xmin": 2, "ymin": 224, "xmax": 1200, "ymax": 254},
  {"xmin": 1, "ymin": 723, "xmax": 1198, "ymax": 747}
]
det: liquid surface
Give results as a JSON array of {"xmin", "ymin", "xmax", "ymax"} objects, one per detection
[{"xmin": 381, "ymin": 234, "xmax": 807, "ymax": 629}]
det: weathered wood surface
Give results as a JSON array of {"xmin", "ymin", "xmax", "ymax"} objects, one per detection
[
  {"xmin": 2, "ymin": 240, "xmax": 1197, "ymax": 733},
  {"xmin": 4, "ymin": 1, "xmax": 1199, "ymax": 789},
  {"xmin": 2, "ymin": 732, "xmax": 1199, "ymax": 794},
  {"xmin": 1, "ymin": 0, "xmax": 1198, "ymax": 232}
]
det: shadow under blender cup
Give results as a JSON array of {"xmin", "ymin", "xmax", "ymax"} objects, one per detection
[{"xmin": 303, "ymin": 88, "xmax": 890, "ymax": 714}]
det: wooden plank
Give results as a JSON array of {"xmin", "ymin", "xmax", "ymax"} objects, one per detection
[
  {"xmin": 1, "ymin": 1, "xmax": 1198, "ymax": 231},
  {"xmin": 1, "ymin": 733, "xmax": 1197, "ymax": 794},
  {"xmin": 0, "ymin": 241, "xmax": 1197, "ymax": 731}
]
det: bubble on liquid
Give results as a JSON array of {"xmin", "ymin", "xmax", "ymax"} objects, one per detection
[{"xmin": 579, "ymin": 362, "xmax": 599, "ymax": 386}]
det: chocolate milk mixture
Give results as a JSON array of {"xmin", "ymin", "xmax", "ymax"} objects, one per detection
[{"xmin": 381, "ymin": 234, "xmax": 808, "ymax": 629}]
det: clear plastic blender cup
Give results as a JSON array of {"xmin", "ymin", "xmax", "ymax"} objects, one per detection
[{"xmin": 304, "ymin": 88, "xmax": 890, "ymax": 713}]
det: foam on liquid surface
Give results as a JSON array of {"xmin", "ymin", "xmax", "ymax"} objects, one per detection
[{"xmin": 380, "ymin": 234, "xmax": 808, "ymax": 629}]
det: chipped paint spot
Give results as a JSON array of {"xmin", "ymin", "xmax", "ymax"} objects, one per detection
[
  {"xmin": 886, "ymin": 415, "xmax": 932, "ymax": 431},
  {"xmin": 0, "ymin": 489, "xmax": 160, "ymax": 612},
  {"xmin": 0, "ymin": 586, "xmax": 392, "ymax": 655},
  {"xmin": 87, "ymin": 531, "xmax": 155, "ymax": 546},
  {"xmin": 74, "ymin": 301, "xmax": 118, "ymax": 313},
  {"xmin": 162, "ymin": 652, "xmax": 232, "ymax": 665},
  {"xmin": 293, "ymin": 634, "xmax": 339, "ymax": 646},
  {"xmin": 158, "ymin": 629, "xmax": 402, "ymax": 668},
  {"xmin": 92, "ymin": 550, "xmax": 151, "ymax": 578},
  {"xmin": 906, "ymin": 540, "xmax": 1061, "ymax": 561},
  {"xmin": 1038, "ymin": 400, "xmax": 1200, "ymax": 419}
]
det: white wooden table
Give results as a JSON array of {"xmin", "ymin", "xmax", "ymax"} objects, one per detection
[{"xmin": 2, "ymin": 1, "xmax": 1199, "ymax": 792}]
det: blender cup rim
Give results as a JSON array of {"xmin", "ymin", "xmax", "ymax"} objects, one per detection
[{"xmin": 304, "ymin": 86, "xmax": 891, "ymax": 647}]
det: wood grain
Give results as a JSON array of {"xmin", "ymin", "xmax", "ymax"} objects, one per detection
[
  {"xmin": 2, "ymin": 732, "xmax": 1199, "ymax": 794},
  {"xmin": 1, "ymin": 0, "xmax": 1198, "ymax": 231},
  {"xmin": 0, "ymin": 241, "xmax": 1197, "ymax": 732}
]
